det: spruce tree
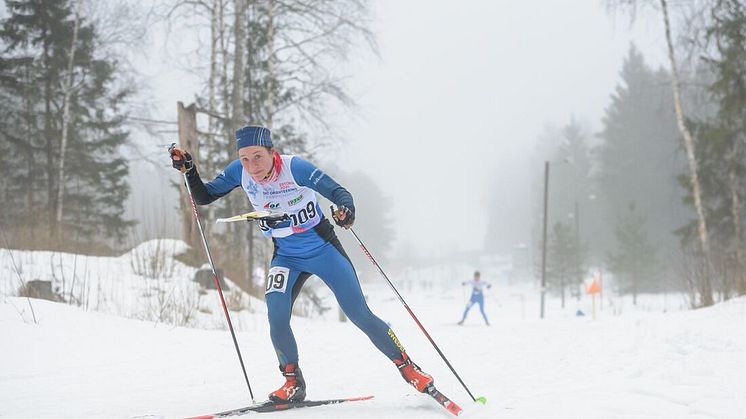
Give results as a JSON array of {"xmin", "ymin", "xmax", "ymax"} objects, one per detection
[
  {"xmin": 596, "ymin": 44, "xmax": 685, "ymax": 261},
  {"xmin": 546, "ymin": 221, "xmax": 585, "ymax": 308},
  {"xmin": 608, "ymin": 204, "xmax": 658, "ymax": 304},
  {"xmin": 681, "ymin": 0, "xmax": 746, "ymax": 296},
  {"xmin": 0, "ymin": 0, "xmax": 132, "ymax": 247}
]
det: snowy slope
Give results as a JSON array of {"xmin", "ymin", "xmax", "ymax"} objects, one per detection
[
  {"xmin": 2, "ymin": 244, "xmax": 746, "ymax": 418},
  {"xmin": 0, "ymin": 240, "xmax": 266, "ymax": 330}
]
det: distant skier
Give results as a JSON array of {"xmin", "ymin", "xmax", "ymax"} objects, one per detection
[
  {"xmin": 458, "ymin": 271, "xmax": 491, "ymax": 326},
  {"xmin": 169, "ymin": 125, "xmax": 434, "ymax": 403}
]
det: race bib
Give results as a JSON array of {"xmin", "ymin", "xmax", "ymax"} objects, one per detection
[{"xmin": 265, "ymin": 266, "xmax": 290, "ymax": 294}]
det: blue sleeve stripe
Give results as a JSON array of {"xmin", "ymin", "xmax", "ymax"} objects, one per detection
[{"xmin": 291, "ymin": 156, "xmax": 354, "ymax": 208}]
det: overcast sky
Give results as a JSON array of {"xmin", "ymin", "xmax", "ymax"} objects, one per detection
[{"xmin": 129, "ymin": 0, "xmax": 671, "ymax": 257}]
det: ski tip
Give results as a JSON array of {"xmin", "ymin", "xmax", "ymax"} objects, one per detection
[{"xmin": 346, "ymin": 395, "xmax": 375, "ymax": 402}]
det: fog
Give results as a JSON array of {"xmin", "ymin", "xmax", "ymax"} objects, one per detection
[{"xmin": 128, "ymin": 1, "xmax": 668, "ymax": 260}]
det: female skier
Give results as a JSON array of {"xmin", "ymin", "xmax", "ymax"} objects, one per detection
[{"xmin": 170, "ymin": 125, "xmax": 433, "ymax": 402}]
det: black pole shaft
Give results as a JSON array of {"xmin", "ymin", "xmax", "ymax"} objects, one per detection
[
  {"xmin": 348, "ymin": 228, "xmax": 477, "ymax": 402},
  {"xmin": 183, "ymin": 173, "xmax": 255, "ymax": 402},
  {"xmin": 540, "ymin": 161, "xmax": 549, "ymax": 319}
]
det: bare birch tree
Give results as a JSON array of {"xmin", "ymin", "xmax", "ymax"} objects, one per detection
[
  {"xmin": 660, "ymin": 0, "xmax": 711, "ymax": 261},
  {"xmin": 56, "ymin": 0, "xmax": 83, "ymax": 240},
  {"xmin": 608, "ymin": 0, "xmax": 714, "ymax": 305}
]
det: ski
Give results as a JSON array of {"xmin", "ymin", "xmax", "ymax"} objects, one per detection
[
  {"xmin": 425, "ymin": 385, "xmax": 463, "ymax": 416},
  {"xmin": 184, "ymin": 395, "xmax": 374, "ymax": 418}
]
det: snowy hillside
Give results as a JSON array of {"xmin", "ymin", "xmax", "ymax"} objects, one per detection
[
  {"xmin": 2, "ymin": 243, "xmax": 746, "ymax": 418},
  {"xmin": 0, "ymin": 240, "xmax": 265, "ymax": 330}
]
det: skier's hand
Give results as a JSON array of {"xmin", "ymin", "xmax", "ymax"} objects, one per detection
[
  {"xmin": 331, "ymin": 205, "xmax": 355, "ymax": 229},
  {"xmin": 257, "ymin": 218, "xmax": 282, "ymax": 232},
  {"xmin": 169, "ymin": 145, "xmax": 194, "ymax": 173}
]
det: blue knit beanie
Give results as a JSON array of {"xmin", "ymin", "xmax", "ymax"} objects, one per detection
[{"xmin": 235, "ymin": 125, "xmax": 272, "ymax": 150}]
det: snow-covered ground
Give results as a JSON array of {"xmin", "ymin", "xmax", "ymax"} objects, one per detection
[
  {"xmin": 2, "ymin": 241, "xmax": 745, "ymax": 418},
  {"xmin": 0, "ymin": 240, "xmax": 266, "ymax": 330}
]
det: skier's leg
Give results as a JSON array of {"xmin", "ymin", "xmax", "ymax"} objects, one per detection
[
  {"xmin": 311, "ymin": 243, "xmax": 401, "ymax": 360},
  {"xmin": 265, "ymin": 257, "xmax": 309, "ymax": 402},
  {"xmin": 265, "ymin": 258, "xmax": 309, "ymax": 366},
  {"xmin": 459, "ymin": 299, "xmax": 474, "ymax": 324},
  {"xmin": 477, "ymin": 296, "xmax": 489, "ymax": 325},
  {"xmin": 312, "ymin": 242, "xmax": 434, "ymax": 393}
]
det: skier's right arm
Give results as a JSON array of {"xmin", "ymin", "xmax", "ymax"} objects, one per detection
[{"xmin": 170, "ymin": 148, "xmax": 241, "ymax": 205}]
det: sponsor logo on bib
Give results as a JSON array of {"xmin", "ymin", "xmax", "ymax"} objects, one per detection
[{"xmin": 287, "ymin": 194, "xmax": 303, "ymax": 206}]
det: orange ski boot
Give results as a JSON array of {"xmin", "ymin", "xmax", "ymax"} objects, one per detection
[
  {"xmin": 268, "ymin": 363, "xmax": 306, "ymax": 403},
  {"xmin": 393, "ymin": 352, "xmax": 434, "ymax": 392}
]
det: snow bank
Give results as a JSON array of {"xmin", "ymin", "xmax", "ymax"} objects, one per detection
[{"xmin": 0, "ymin": 240, "xmax": 264, "ymax": 330}]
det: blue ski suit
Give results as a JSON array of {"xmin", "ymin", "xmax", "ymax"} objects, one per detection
[
  {"xmin": 185, "ymin": 153, "xmax": 405, "ymax": 367},
  {"xmin": 459, "ymin": 279, "xmax": 491, "ymax": 324}
]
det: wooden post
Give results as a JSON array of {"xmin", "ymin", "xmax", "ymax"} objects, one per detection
[
  {"xmin": 599, "ymin": 269, "xmax": 603, "ymax": 312},
  {"xmin": 178, "ymin": 102, "xmax": 200, "ymax": 249},
  {"xmin": 248, "ymin": 226, "xmax": 254, "ymax": 292}
]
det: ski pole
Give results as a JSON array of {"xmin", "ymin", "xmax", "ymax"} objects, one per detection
[
  {"xmin": 338, "ymin": 213, "xmax": 482, "ymax": 403},
  {"xmin": 182, "ymin": 171, "xmax": 255, "ymax": 402}
]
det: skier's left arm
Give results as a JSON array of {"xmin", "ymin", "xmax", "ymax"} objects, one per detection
[
  {"xmin": 291, "ymin": 157, "xmax": 355, "ymax": 227},
  {"xmin": 169, "ymin": 146, "xmax": 241, "ymax": 205},
  {"xmin": 187, "ymin": 160, "xmax": 243, "ymax": 205}
]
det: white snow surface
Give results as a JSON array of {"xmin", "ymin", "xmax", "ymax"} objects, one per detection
[{"xmin": 2, "ymin": 242, "xmax": 746, "ymax": 419}]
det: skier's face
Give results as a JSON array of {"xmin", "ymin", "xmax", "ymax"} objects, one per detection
[{"xmin": 239, "ymin": 146, "xmax": 274, "ymax": 182}]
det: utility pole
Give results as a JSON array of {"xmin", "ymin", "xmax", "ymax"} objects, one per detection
[
  {"xmin": 575, "ymin": 199, "xmax": 581, "ymax": 302},
  {"xmin": 540, "ymin": 161, "xmax": 550, "ymax": 319}
]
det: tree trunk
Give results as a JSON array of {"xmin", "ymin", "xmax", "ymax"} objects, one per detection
[
  {"xmin": 43, "ymin": 31, "xmax": 55, "ymax": 232},
  {"xmin": 231, "ymin": 0, "xmax": 250, "ymax": 284},
  {"xmin": 208, "ymin": 2, "xmax": 218, "ymax": 139},
  {"xmin": 265, "ymin": 0, "xmax": 275, "ymax": 126},
  {"xmin": 178, "ymin": 102, "xmax": 200, "ymax": 250},
  {"xmin": 218, "ymin": 0, "xmax": 236, "ymax": 244},
  {"xmin": 219, "ymin": 0, "xmax": 230, "ymax": 132},
  {"xmin": 24, "ymin": 81, "xmax": 36, "ymax": 238},
  {"xmin": 56, "ymin": 1, "xmax": 82, "ymax": 240},
  {"xmin": 231, "ymin": 0, "xmax": 246, "ymax": 130},
  {"xmin": 728, "ymin": 146, "xmax": 745, "ymax": 295},
  {"xmin": 660, "ymin": 0, "xmax": 713, "ymax": 305},
  {"xmin": 205, "ymin": 0, "xmax": 220, "ymax": 241}
]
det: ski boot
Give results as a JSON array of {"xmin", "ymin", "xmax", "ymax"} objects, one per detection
[
  {"xmin": 269, "ymin": 363, "xmax": 306, "ymax": 403},
  {"xmin": 393, "ymin": 352, "xmax": 434, "ymax": 392}
]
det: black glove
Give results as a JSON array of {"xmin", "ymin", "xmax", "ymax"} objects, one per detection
[
  {"xmin": 257, "ymin": 218, "xmax": 281, "ymax": 231},
  {"xmin": 331, "ymin": 205, "xmax": 355, "ymax": 229},
  {"xmin": 256, "ymin": 214, "xmax": 290, "ymax": 231},
  {"xmin": 169, "ymin": 145, "xmax": 194, "ymax": 173}
]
